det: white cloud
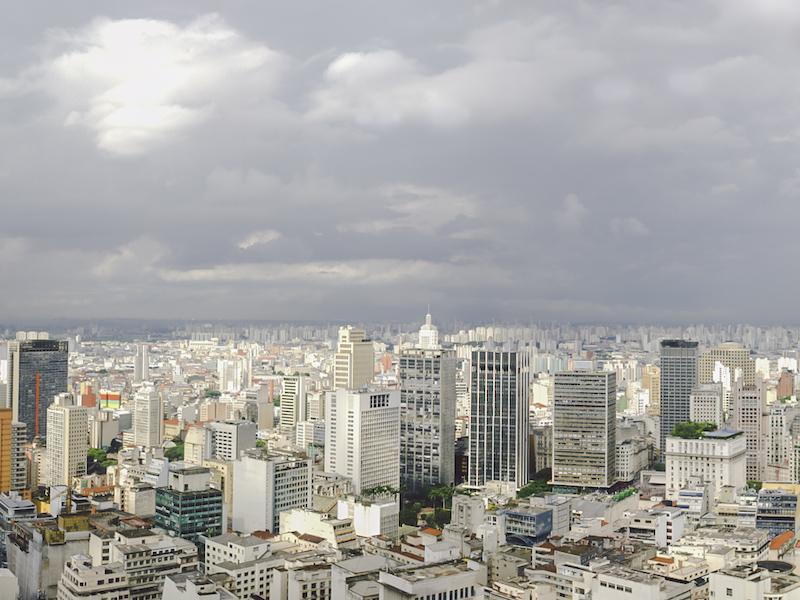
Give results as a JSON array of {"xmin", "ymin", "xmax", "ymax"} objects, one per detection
[
  {"xmin": 32, "ymin": 14, "xmax": 285, "ymax": 155},
  {"xmin": 339, "ymin": 184, "xmax": 477, "ymax": 234},
  {"xmin": 92, "ymin": 237, "xmax": 166, "ymax": 278},
  {"xmin": 238, "ymin": 229, "xmax": 282, "ymax": 250},
  {"xmin": 555, "ymin": 194, "xmax": 588, "ymax": 231},
  {"xmin": 610, "ymin": 217, "xmax": 650, "ymax": 237},
  {"xmin": 308, "ymin": 19, "xmax": 607, "ymax": 128}
]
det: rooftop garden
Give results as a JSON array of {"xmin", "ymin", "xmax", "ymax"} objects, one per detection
[{"xmin": 671, "ymin": 421, "xmax": 716, "ymax": 439}]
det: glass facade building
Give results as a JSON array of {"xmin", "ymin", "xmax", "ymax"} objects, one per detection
[{"xmin": 7, "ymin": 339, "xmax": 68, "ymax": 441}]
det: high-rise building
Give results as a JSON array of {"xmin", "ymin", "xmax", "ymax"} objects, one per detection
[
  {"xmin": 11, "ymin": 421, "xmax": 27, "ymax": 491},
  {"xmin": 325, "ymin": 388, "xmax": 400, "ymax": 494},
  {"xmin": 665, "ymin": 429, "xmax": 746, "ymax": 501},
  {"xmin": 155, "ymin": 464, "xmax": 223, "ymax": 545},
  {"xmin": 468, "ymin": 350, "xmax": 530, "ymax": 489},
  {"xmin": 6, "ymin": 333, "xmax": 68, "ymax": 441},
  {"xmin": 659, "ymin": 340, "xmax": 698, "ymax": 455},
  {"xmin": 418, "ymin": 311, "xmax": 439, "ymax": 350},
  {"xmin": 333, "ymin": 327, "xmax": 373, "ymax": 390},
  {"xmin": 398, "ymin": 346, "xmax": 456, "ymax": 491},
  {"xmin": 0, "ymin": 410, "xmax": 11, "ymax": 492},
  {"xmin": 551, "ymin": 371, "xmax": 616, "ymax": 490},
  {"xmin": 731, "ymin": 378, "xmax": 768, "ymax": 482},
  {"xmin": 203, "ymin": 420, "xmax": 257, "ymax": 462},
  {"xmin": 641, "ymin": 365, "xmax": 661, "ymax": 416},
  {"xmin": 45, "ymin": 393, "xmax": 88, "ymax": 487},
  {"xmin": 698, "ymin": 342, "xmax": 755, "ymax": 387},
  {"xmin": 232, "ymin": 449, "xmax": 312, "ymax": 533},
  {"xmin": 279, "ymin": 375, "xmax": 307, "ymax": 431},
  {"xmin": 133, "ymin": 386, "xmax": 162, "ymax": 448},
  {"xmin": 133, "ymin": 343, "xmax": 150, "ymax": 383},
  {"xmin": 689, "ymin": 383, "xmax": 724, "ymax": 427}
]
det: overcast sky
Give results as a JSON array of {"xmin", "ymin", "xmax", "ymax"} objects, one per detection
[{"xmin": 1, "ymin": 1, "xmax": 799, "ymax": 324}]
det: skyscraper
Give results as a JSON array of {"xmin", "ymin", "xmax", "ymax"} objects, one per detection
[
  {"xmin": 731, "ymin": 377, "xmax": 767, "ymax": 482},
  {"xmin": 325, "ymin": 388, "xmax": 400, "ymax": 494},
  {"xmin": 6, "ymin": 333, "xmax": 68, "ymax": 441},
  {"xmin": 0, "ymin": 409, "xmax": 12, "ymax": 491},
  {"xmin": 280, "ymin": 375, "xmax": 307, "ymax": 431},
  {"xmin": 551, "ymin": 371, "xmax": 616, "ymax": 490},
  {"xmin": 659, "ymin": 340, "xmax": 698, "ymax": 455},
  {"xmin": 133, "ymin": 385, "xmax": 162, "ymax": 448},
  {"xmin": 698, "ymin": 342, "xmax": 755, "ymax": 387},
  {"xmin": 133, "ymin": 343, "xmax": 150, "ymax": 383},
  {"xmin": 46, "ymin": 393, "xmax": 88, "ymax": 487},
  {"xmin": 641, "ymin": 364, "xmax": 661, "ymax": 416},
  {"xmin": 418, "ymin": 311, "xmax": 439, "ymax": 350},
  {"xmin": 333, "ymin": 326, "xmax": 373, "ymax": 390},
  {"xmin": 468, "ymin": 349, "xmax": 530, "ymax": 489},
  {"xmin": 398, "ymin": 341, "xmax": 456, "ymax": 491}
]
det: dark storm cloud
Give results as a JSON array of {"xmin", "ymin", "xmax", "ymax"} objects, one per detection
[{"xmin": 2, "ymin": 0, "xmax": 800, "ymax": 323}]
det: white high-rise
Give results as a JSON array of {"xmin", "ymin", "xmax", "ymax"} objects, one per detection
[
  {"xmin": 280, "ymin": 375, "xmax": 307, "ymax": 431},
  {"xmin": 325, "ymin": 388, "xmax": 400, "ymax": 494},
  {"xmin": 232, "ymin": 449, "xmax": 312, "ymax": 533},
  {"xmin": 133, "ymin": 343, "xmax": 150, "ymax": 383},
  {"xmin": 133, "ymin": 386, "xmax": 162, "ymax": 448},
  {"xmin": 731, "ymin": 378, "xmax": 767, "ymax": 482},
  {"xmin": 333, "ymin": 327, "xmax": 373, "ymax": 390},
  {"xmin": 46, "ymin": 393, "xmax": 88, "ymax": 487},
  {"xmin": 418, "ymin": 311, "xmax": 439, "ymax": 350},
  {"xmin": 204, "ymin": 420, "xmax": 258, "ymax": 461},
  {"xmin": 689, "ymin": 383, "xmax": 724, "ymax": 427}
]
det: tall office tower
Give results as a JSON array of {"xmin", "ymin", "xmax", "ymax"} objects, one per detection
[
  {"xmin": 766, "ymin": 404, "xmax": 795, "ymax": 480},
  {"xmin": 204, "ymin": 420, "xmax": 257, "ymax": 461},
  {"xmin": 46, "ymin": 393, "xmax": 88, "ymax": 487},
  {"xmin": 398, "ymin": 346, "xmax": 456, "ymax": 491},
  {"xmin": 777, "ymin": 370, "xmax": 795, "ymax": 399},
  {"xmin": 232, "ymin": 449, "xmax": 312, "ymax": 533},
  {"xmin": 279, "ymin": 375, "xmax": 307, "ymax": 431},
  {"xmin": 689, "ymin": 383, "xmax": 724, "ymax": 427},
  {"xmin": 0, "ymin": 409, "xmax": 11, "ymax": 491},
  {"xmin": 333, "ymin": 326, "xmax": 373, "ymax": 390},
  {"xmin": 133, "ymin": 343, "xmax": 150, "ymax": 383},
  {"xmin": 6, "ymin": 333, "xmax": 68, "ymax": 441},
  {"xmin": 698, "ymin": 342, "xmax": 755, "ymax": 386},
  {"xmin": 325, "ymin": 388, "xmax": 400, "ymax": 494},
  {"xmin": 641, "ymin": 365, "xmax": 661, "ymax": 416},
  {"xmin": 659, "ymin": 340, "xmax": 698, "ymax": 455},
  {"xmin": 731, "ymin": 378, "xmax": 767, "ymax": 482},
  {"xmin": 155, "ymin": 463, "xmax": 223, "ymax": 544},
  {"xmin": 11, "ymin": 421, "xmax": 27, "ymax": 490},
  {"xmin": 217, "ymin": 358, "xmax": 246, "ymax": 393},
  {"xmin": 468, "ymin": 350, "xmax": 530, "ymax": 489},
  {"xmin": 551, "ymin": 371, "xmax": 616, "ymax": 490},
  {"xmin": 133, "ymin": 385, "xmax": 162, "ymax": 448},
  {"xmin": 418, "ymin": 311, "xmax": 439, "ymax": 350}
]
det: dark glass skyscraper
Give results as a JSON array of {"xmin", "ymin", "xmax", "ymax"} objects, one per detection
[
  {"xmin": 659, "ymin": 339, "xmax": 698, "ymax": 455},
  {"xmin": 7, "ymin": 336, "xmax": 68, "ymax": 441}
]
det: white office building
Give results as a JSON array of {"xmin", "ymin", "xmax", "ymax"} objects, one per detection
[
  {"xmin": 325, "ymin": 389, "xmax": 400, "ymax": 495},
  {"xmin": 132, "ymin": 386, "xmax": 161, "ymax": 449},
  {"xmin": 279, "ymin": 376, "xmax": 307, "ymax": 431},
  {"xmin": 46, "ymin": 393, "xmax": 88, "ymax": 487},
  {"xmin": 689, "ymin": 383, "xmax": 724, "ymax": 427},
  {"xmin": 232, "ymin": 450, "xmax": 312, "ymax": 533},
  {"xmin": 204, "ymin": 421, "xmax": 257, "ymax": 462},
  {"xmin": 665, "ymin": 429, "xmax": 746, "ymax": 501}
]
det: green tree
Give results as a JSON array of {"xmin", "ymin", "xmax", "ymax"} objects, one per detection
[
  {"xmin": 518, "ymin": 480, "xmax": 551, "ymax": 499},
  {"xmin": 428, "ymin": 484, "xmax": 455, "ymax": 509},
  {"xmin": 671, "ymin": 421, "xmax": 716, "ymax": 439}
]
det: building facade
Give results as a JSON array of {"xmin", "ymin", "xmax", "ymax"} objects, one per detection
[
  {"xmin": 551, "ymin": 371, "xmax": 616, "ymax": 490},
  {"xmin": 46, "ymin": 393, "xmax": 89, "ymax": 487},
  {"xmin": 332, "ymin": 327, "xmax": 373, "ymax": 390},
  {"xmin": 468, "ymin": 350, "xmax": 530, "ymax": 489},
  {"xmin": 398, "ymin": 346, "xmax": 456, "ymax": 492},
  {"xmin": 659, "ymin": 340, "xmax": 698, "ymax": 455},
  {"xmin": 6, "ymin": 333, "xmax": 69, "ymax": 441}
]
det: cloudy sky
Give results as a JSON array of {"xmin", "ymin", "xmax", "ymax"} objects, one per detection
[{"xmin": 2, "ymin": 1, "xmax": 799, "ymax": 324}]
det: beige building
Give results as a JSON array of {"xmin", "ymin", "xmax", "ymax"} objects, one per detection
[
  {"xmin": 699, "ymin": 342, "xmax": 756, "ymax": 386},
  {"xmin": 642, "ymin": 365, "xmax": 661, "ymax": 416},
  {"xmin": 665, "ymin": 429, "xmax": 746, "ymax": 501},
  {"xmin": 333, "ymin": 327, "xmax": 373, "ymax": 390}
]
